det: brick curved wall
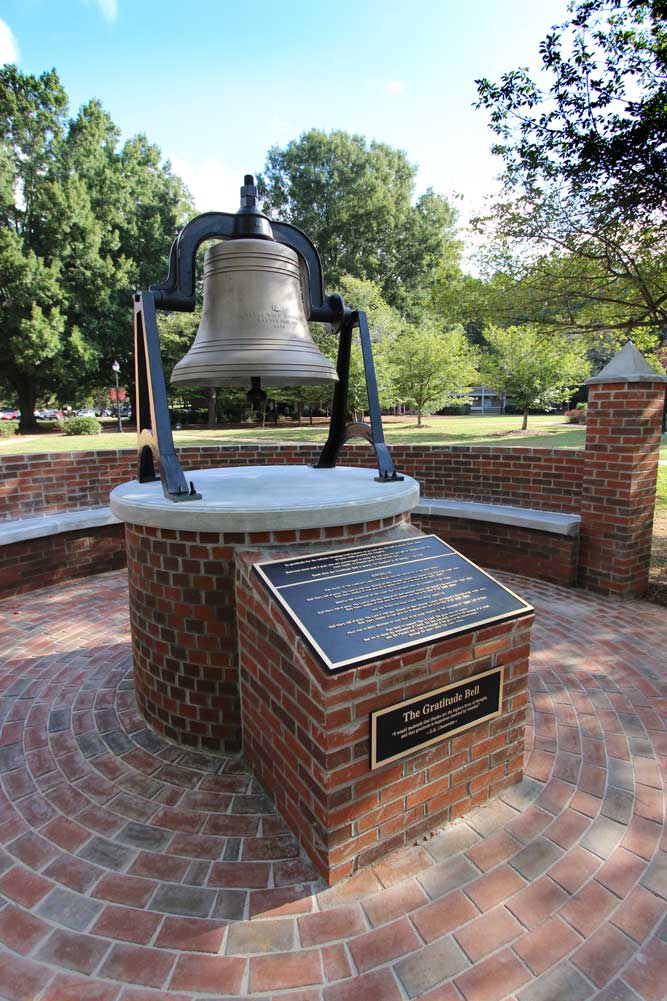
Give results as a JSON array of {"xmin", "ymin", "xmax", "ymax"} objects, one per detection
[
  {"xmin": 0, "ymin": 442, "xmax": 584, "ymax": 521},
  {"xmin": 0, "ymin": 442, "xmax": 585, "ymax": 600},
  {"xmin": 2, "ymin": 386, "xmax": 661, "ymax": 602},
  {"xmin": 412, "ymin": 513, "xmax": 579, "ymax": 587}
]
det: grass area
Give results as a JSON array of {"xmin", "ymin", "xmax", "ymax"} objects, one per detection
[
  {"xmin": 0, "ymin": 414, "xmax": 588, "ymax": 455},
  {"xmin": 656, "ymin": 465, "xmax": 667, "ymax": 508}
]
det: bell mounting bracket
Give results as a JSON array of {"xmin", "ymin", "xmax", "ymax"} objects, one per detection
[{"xmin": 134, "ymin": 174, "xmax": 401, "ymax": 501}]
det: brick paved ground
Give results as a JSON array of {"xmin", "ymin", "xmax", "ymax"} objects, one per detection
[{"xmin": 0, "ymin": 570, "xmax": 665, "ymax": 1001}]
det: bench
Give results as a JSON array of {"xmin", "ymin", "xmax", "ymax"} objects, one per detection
[
  {"xmin": 0, "ymin": 507, "xmax": 121, "ymax": 546},
  {"xmin": 0, "ymin": 497, "xmax": 582, "ymax": 598},
  {"xmin": 411, "ymin": 499, "xmax": 581, "ymax": 586},
  {"xmin": 0, "ymin": 507, "xmax": 125, "ymax": 599},
  {"xmin": 413, "ymin": 499, "xmax": 580, "ymax": 536}
]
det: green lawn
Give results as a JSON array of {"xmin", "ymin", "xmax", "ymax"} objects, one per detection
[
  {"xmin": 656, "ymin": 465, "xmax": 667, "ymax": 508},
  {"xmin": 0, "ymin": 414, "xmax": 587, "ymax": 455}
]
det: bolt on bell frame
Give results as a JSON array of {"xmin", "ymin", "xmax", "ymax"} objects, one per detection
[{"xmin": 134, "ymin": 175, "xmax": 403, "ymax": 501}]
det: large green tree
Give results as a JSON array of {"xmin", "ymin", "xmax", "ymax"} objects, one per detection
[
  {"xmin": 392, "ymin": 325, "xmax": 478, "ymax": 427},
  {"xmin": 0, "ymin": 66, "xmax": 190, "ymax": 430},
  {"xmin": 466, "ymin": 193, "xmax": 667, "ymax": 355},
  {"xmin": 480, "ymin": 325, "xmax": 591, "ymax": 429},
  {"xmin": 473, "ymin": 1, "xmax": 667, "ymax": 349},
  {"xmin": 476, "ymin": 0, "xmax": 667, "ymax": 223},
  {"xmin": 258, "ymin": 130, "xmax": 459, "ymax": 311}
]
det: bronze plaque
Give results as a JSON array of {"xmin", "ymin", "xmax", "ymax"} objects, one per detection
[
  {"xmin": 370, "ymin": 666, "xmax": 503, "ymax": 769},
  {"xmin": 254, "ymin": 535, "xmax": 532, "ymax": 672}
]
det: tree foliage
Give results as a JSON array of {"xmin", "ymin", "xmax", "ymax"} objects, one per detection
[
  {"xmin": 473, "ymin": 1, "xmax": 667, "ymax": 350},
  {"xmin": 480, "ymin": 325, "xmax": 591, "ymax": 429},
  {"xmin": 391, "ymin": 325, "xmax": 478, "ymax": 426},
  {"xmin": 0, "ymin": 66, "xmax": 191, "ymax": 429},
  {"xmin": 476, "ymin": 0, "xmax": 667, "ymax": 223},
  {"xmin": 258, "ymin": 130, "xmax": 459, "ymax": 310}
]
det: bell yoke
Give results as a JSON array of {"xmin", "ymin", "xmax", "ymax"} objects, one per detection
[{"xmin": 133, "ymin": 174, "xmax": 402, "ymax": 501}]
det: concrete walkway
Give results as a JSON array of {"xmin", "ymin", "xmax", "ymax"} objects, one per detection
[{"xmin": 0, "ymin": 571, "xmax": 665, "ymax": 1001}]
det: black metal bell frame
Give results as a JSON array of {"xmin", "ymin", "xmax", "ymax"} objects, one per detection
[{"xmin": 134, "ymin": 175, "xmax": 402, "ymax": 501}]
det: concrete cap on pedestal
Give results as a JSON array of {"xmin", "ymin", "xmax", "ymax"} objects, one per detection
[
  {"xmin": 586, "ymin": 341, "xmax": 667, "ymax": 384},
  {"xmin": 110, "ymin": 464, "xmax": 420, "ymax": 533}
]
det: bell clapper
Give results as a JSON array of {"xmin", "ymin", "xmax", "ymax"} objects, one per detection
[{"xmin": 246, "ymin": 377, "xmax": 268, "ymax": 411}]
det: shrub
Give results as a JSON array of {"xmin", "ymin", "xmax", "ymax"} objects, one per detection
[
  {"xmin": 0, "ymin": 420, "xmax": 18, "ymax": 437},
  {"xmin": 61, "ymin": 416, "xmax": 102, "ymax": 435},
  {"xmin": 564, "ymin": 408, "xmax": 587, "ymax": 424}
]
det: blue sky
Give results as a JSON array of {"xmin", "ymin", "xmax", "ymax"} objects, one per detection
[{"xmin": 1, "ymin": 0, "xmax": 569, "ymax": 228}]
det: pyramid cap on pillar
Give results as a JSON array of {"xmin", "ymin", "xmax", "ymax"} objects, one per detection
[{"xmin": 586, "ymin": 341, "xmax": 667, "ymax": 384}]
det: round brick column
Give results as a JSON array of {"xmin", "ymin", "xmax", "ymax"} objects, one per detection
[{"xmin": 111, "ymin": 465, "xmax": 419, "ymax": 751}]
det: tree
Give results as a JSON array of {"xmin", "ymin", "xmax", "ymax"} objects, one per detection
[
  {"xmin": 479, "ymin": 325, "xmax": 591, "ymax": 429},
  {"xmin": 476, "ymin": 0, "xmax": 667, "ymax": 224},
  {"xmin": 391, "ymin": 325, "xmax": 478, "ymax": 427},
  {"xmin": 0, "ymin": 66, "xmax": 190, "ymax": 431},
  {"xmin": 337, "ymin": 275, "xmax": 405, "ymax": 341},
  {"xmin": 468, "ymin": 194, "xmax": 667, "ymax": 353},
  {"xmin": 473, "ymin": 2, "xmax": 667, "ymax": 348},
  {"xmin": 258, "ymin": 130, "xmax": 459, "ymax": 310}
]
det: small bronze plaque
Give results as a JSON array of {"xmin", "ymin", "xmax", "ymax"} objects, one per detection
[
  {"xmin": 370, "ymin": 667, "xmax": 503, "ymax": 769},
  {"xmin": 254, "ymin": 535, "xmax": 531, "ymax": 672}
]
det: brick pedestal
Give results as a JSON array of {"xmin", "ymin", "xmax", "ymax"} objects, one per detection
[
  {"xmin": 237, "ymin": 531, "xmax": 532, "ymax": 885},
  {"xmin": 112, "ymin": 465, "xmax": 419, "ymax": 752},
  {"xmin": 124, "ymin": 513, "xmax": 411, "ymax": 752}
]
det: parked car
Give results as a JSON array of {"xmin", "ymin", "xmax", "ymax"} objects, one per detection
[
  {"xmin": 1, "ymin": 410, "xmax": 19, "ymax": 420},
  {"xmin": 77, "ymin": 408, "xmax": 97, "ymax": 418},
  {"xmin": 42, "ymin": 409, "xmax": 64, "ymax": 420}
]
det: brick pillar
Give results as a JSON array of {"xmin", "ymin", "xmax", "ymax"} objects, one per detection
[{"xmin": 579, "ymin": 342, "xmax": 667, "ymax": 597}]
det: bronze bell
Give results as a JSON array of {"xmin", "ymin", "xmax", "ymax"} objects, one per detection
[{"xmin": 170, "ymin": 238, "xmax": 339, "ymax": 388}]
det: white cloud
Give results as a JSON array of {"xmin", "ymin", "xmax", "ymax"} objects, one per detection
[
  {"xmin": 0, "ymin": 19, "xmax": 19, "ymax": 65},
  {"xmin": 94, "ymin": 0, "xmax": 118, "ymax": 21},
  {"xmin": 169, "ymin": 155, "xmax": 243, "ymax": 214},
  {"xmin": 384, "ymin": 80, "xmax": 404, "ymax": 95}
]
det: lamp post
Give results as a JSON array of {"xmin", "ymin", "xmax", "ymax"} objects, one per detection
[{"xmin": 112, "ymin": 360, "xmax": 122, "ymax": 434}]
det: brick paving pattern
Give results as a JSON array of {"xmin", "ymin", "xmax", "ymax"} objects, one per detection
[{"xmin": 0, "ymin": 569, "xmax": 665, "ymax": 1000}]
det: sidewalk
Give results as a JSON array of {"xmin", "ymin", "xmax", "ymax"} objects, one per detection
[{"xmin": 0, "ymin": 570, "xmax": 665, "ymax": 1000}]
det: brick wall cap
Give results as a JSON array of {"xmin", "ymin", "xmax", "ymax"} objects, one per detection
[
  {"xmin": 586, "ymin": 341, "xmax": 667, "ymax": 384},
  {"xmin": 413, "ymin": 499, "xmax": 581, "ymax": 536},
  {"xmin": 110, "ymin": 464, "xmax": 419, "ymax": 532}
]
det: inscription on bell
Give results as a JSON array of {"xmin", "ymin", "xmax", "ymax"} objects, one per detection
[{"xmin": 239, "ymin": 309, "xmax": 300, "ymax": 329}]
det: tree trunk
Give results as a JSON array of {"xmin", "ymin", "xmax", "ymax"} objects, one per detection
[
  {"xmin": 207, "ymin": 388, "xmax": 217, "ymax": 428},
  {"xmin": 296, "ymin": 401, "xmax": 302, "ymax": 425},
  {"xmin": 417, "ymin": 406, "xmax": 422, "ymax": 427},
  {"xmin": 522, "ymin": 407, "xmax": 528, "ymax": 431},
  {"xmin": 17, "ymin": 379, "xmax": 37, "ymax": 433}
]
